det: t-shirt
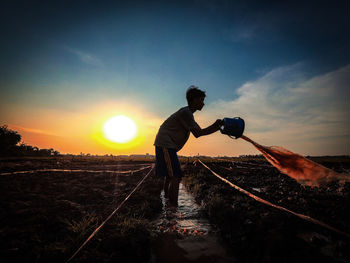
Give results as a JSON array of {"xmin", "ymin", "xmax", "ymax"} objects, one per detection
[{"xmin": 154, "ymin": 106, "xmax": 200, "ymax": 151}]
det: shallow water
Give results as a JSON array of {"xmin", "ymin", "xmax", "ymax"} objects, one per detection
[
  {"xmin": 151, "ymin": 183, "xmax": 235, "ymax": 263},
  {"xmin": 154, "ymin": 183, "xmax": 212, "ymax": 235}
]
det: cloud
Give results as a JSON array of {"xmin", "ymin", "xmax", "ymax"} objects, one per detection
[
  {"xmin": 65, "ymin": 47, "xmax": 103, "ymax": 67},
  {"xmin": 204, "ymin": 63, "xmax": 350, "ymax": 155},
  {"xmin": 7, "ymin": 124, "xmax": 59, "ymax": 137}
]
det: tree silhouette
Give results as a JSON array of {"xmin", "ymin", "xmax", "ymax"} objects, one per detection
[
  {"xmin": 0, "ymin": 125, "xmax": 21, "ymax": 156},
  {"xmin": 0, "ymin": 125, "xmax": 60, "ymax": 157}
]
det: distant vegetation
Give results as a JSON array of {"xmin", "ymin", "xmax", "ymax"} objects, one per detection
[
  {"xmin": 1, "ymin": 125, "xmax": 348, "ymax": 161},
  {"xmin": 0, "ymin": 125, "xmax": 60, "ymax": 157}
]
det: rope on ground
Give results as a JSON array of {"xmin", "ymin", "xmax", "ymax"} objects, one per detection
[
  {"xmin": 65, "ymin": 165, "xmax": 155, "ymax": 263},
  {"xmin": 0, "ymin": 165, "xmax": 151, "ymax": 176},
  {"xmin": 197, "ymin": 159, "xmax": 350, "ymax": 238}
]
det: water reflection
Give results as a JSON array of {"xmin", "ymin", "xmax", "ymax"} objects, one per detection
[
  {"xmin": 151, "ymin": 183, "xmax": 236, "ymax": 263},
  {"xmin": 154, "ymin": 183, "xmax": 212, "ymax": 236}
]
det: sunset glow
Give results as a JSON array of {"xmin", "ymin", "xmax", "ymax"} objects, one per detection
[
  {"xmin": 1, "ymin": 1, "xmax": 349, "ymax": 156},
  {"xmin": 103, "ymin": 115, "xmax": 137, "ymax": 143}
]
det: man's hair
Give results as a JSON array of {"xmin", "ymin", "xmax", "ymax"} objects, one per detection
[{"xmin": 186, "ymin": 85, "xmax": 206, "ymax": 104}]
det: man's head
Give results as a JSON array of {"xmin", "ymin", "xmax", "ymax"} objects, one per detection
[{"xmin": 186, "ymin": 85, "xmax": 206, "ymax": 111}]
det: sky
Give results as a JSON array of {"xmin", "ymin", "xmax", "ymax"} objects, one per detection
[{"xmin": 1, "ymin": 0, "xmax": 350, "ymax": 156}]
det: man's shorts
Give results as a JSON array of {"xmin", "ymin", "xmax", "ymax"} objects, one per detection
[{"xmin": 155, "ymin": 146, "xmax": 183, "ymax": 178}]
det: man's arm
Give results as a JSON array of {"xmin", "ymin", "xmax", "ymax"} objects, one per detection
[{"xmin": 191, "ymin": 119, "xmax": 223, "ymax": 138}]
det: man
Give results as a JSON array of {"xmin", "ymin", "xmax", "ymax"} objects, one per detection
[{"xmin": 154, "ymin": 85, "xmax": 223, "ymax": 207}]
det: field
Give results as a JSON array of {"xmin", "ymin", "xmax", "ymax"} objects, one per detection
[
  {"xmin": 183, "ymin": 158, "xmax": 350, "ymax": 263},
  {"xmin": 0, "ymin": 157, "xmax": 162, "ymax": 263},
  {"xmin": 1, "ymin": 156, "xmax": 350, "ymax": 263}
]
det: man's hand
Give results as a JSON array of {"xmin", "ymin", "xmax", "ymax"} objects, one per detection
[
  {"xmin": 214, "ymin": 119, "xmax": 224, "ymax": 129},
  {"xmin": 191, "ymin": 119, "xmax": 224, "ymax": 138}
]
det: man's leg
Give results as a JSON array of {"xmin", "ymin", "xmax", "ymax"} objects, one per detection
[
  {"xmin": 168, "ymin": 176, "xmax": 181, "ymax": 207},
  {"xmin": 163, "ymin": 176, "xmax": 171, "ymax": 197},
  {"xmin": 155, "ymin": 176, "xmax": 164, "ymax": 196},
  {"xmin": 158, "ymin": 147, "xmax": 183, "ymax": 207},
  {"xmin": 155, "ymin": 146, "xmax": 166, "ymax": 194}
]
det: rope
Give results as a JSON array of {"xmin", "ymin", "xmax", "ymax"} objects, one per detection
[
  {"xmin": 197, "ymin": 159, "xmax": 350, "ymax": 238},
  {"xmin": 0, "ymin": 165, "xmax": 151, "ymax": 176},
  {"xmin": 65, "ymin": 165, "xmax": 155, "ymax": 263}
]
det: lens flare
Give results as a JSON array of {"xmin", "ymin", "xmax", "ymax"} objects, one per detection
[{"xmin": 103, "ymin": 115, "xmax": 137, "ymax": 143}]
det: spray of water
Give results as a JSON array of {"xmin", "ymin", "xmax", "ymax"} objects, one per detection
[{"xmin": 241, "ymin": 135, "xmax": 350, "ymax": 187}]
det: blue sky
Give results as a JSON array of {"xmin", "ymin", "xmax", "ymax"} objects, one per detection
[{"xmin": 1, "ymin": 0, "xmax": 350, "ymax": 155}]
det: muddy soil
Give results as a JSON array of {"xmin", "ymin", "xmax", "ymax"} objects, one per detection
[
  {"xmin": 0, "ymin": 158, "xmax": 162, "ymax": 263},
  {"xmin": 2, "ymin": 157, "xmax": 350, "ymax": 263},
  {"xmin": 183, "ymin": 160, "xmax": 350, "ymax": 263}
]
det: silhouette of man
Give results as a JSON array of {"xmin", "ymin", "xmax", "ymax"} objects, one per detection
[{"xmin": 154, "ymin": 85, "xmax": 223, "ymax": 207}]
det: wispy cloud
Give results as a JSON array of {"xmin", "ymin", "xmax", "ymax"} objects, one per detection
[
  {"xmin": 7, "ymin": 124, "xmax": 60, "ymax": 137},
  {"xmin": 65, "ymin": 46, "xmax": 103, "ymax": 67},
  {"xmin": 203, "ymin": 64, "xmax": 350, "ymax": 155}
]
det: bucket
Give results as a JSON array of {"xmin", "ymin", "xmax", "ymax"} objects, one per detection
[{"xmin": 220, "ymin": 117, "xmax": 245, "ymax": 138}]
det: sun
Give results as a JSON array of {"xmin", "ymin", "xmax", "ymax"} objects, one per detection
[{"xmin": 103, "ymin": 115, "xmax": 138, "ymax": 143}]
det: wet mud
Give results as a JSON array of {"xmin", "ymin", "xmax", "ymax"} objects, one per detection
[{"xmin": 183, "ymin": 159, "xmax": 350, "ymax": 263}]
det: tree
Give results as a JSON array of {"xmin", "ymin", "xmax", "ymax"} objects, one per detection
[
  {"xmin": 0, "ymin": 125, "xmax": 22, "ymax": 156},
  {"xmin": 0, "ymin": 125, "xmax": 61, "ymax": 157}
]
